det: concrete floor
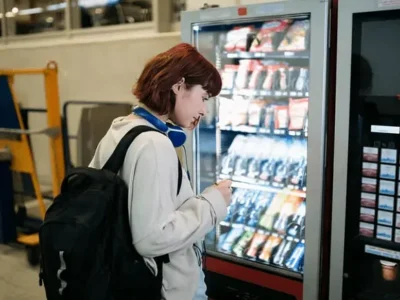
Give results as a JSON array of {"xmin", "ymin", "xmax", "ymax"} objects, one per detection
[
  {"xmin": 0, "ymin": 198, "xmax": 50, "ymax": 300},
  {"xmin": 0, "ymin": 244, "xmax": 45, "ymax": 300}
]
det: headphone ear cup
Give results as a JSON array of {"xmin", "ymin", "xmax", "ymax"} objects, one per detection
[{"xmin": 166, "ymin": 123, "xmax": 187, "ymax": 148}]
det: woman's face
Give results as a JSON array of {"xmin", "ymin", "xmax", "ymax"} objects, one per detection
[{"xmin": 170, "ymin": 84, "xmax": 209, "ymax": 130}]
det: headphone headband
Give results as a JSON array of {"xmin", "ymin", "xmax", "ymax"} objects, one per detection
[{"xmin": 132, "ymin": 106, "xmax": 186, "ymax": 148}]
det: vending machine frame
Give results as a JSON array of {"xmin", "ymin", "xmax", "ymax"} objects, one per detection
[
  {"xmin": 330, "ymin": 1, "xmax": 400, "ymax": 299},
  {"xmin": 181, "ymin": 1, "xmax": 330, "ymax": 299}
]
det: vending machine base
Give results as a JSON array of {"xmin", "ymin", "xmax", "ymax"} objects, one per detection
[{"xmin": 205, "ymin": 257, "xmax": 302, "ymax": 300}]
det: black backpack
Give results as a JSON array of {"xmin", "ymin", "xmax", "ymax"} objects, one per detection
[{"xmin": 38, "ymin": 125, "xmax": 183, "ymax": 300}]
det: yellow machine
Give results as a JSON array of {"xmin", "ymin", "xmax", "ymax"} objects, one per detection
[{"xmin": 0, "ymin": 61, "xmax": 65, "ymax": 264}]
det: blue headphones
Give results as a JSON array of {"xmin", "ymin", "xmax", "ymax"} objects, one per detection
[{"xmin": 132, "ymin": 106, "xmax": 187, "ymax": 148}]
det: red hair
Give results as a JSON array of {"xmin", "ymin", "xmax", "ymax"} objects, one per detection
[{"xmin": 133, "ymin": 43, "xmax": 222, "ymax": 115}]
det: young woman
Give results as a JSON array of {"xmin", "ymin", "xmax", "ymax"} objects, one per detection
[{"xmin": 89, "ymin": 43, "xmax": 232, "ymax": 299}]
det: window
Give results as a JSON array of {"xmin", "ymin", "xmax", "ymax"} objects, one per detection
[
  {"xmin": 5, "ymin": 0, "xmax": 66, "ymax": 35},
  {"xmin": 70, "ymin": 0, "xmax": 152, "ymax": 29},
  {"xmin": 0, "ymin": 0, "xmax": 182, "ymax": 37},
  {"xmin": 171, "ymin": 0, "xmax": 185, "ymax": 22}
]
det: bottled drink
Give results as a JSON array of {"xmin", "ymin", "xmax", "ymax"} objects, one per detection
[
  {"xmin": 232, "ymin": 230, "xmax": 255, "ymax": 257},
  {"xmin": 273, "ymin": 194, "xmax": 303, "ymax": 234},
  {"xmin": 285, "ymin": 242, "xmax": 305, "ymax": 272},
  {"xmin": 259, "ymin": 235, "xmax": 282, "ymax": 263},
  {"xmin": 258, "ymin": 191, "xmax": 288, "ymax": 231},
  {"xmin": 246, "ymin": 232, "xmax": 269, "ymax": 259}
]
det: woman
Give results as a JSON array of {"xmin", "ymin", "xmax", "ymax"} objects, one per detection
[{"xmin": 89, "ymin": 43, "xmax": 232, "ymax": 299}]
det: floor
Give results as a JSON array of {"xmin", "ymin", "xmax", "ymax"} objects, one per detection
[
  {"xmin": 0, "ymin": 198, "xmax": 49, "ymax": 300},
  {"xmin": 0, "ymin": 244, "xmax": 45, "ymax": 300}
]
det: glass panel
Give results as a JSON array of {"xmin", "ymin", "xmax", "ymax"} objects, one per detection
[
  {"xmin": 171, "ymin": 0, "xmax": 185, "ymax": 22},
  {"xmin": 343, "ymin": 10, "xmax": 400, "ymax": 299},
  {"xmin": 192, "ymin": 15, "xmax": 310, "ymax": 277},
  {"xmin": 5, "ymin": 0, "xmax": 66, "ymax": 35},
  {"xmin": 70, "ymin": 0, "xmax": 152, "ymax": 29}
]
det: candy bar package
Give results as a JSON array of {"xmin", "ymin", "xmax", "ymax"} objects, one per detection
[
  {"xmin": 278, "ymin": 67, "xmax": 288, "ymax": 92},
  {"xmin": 278, "ymin": 19, "xmax": 310, "ymax": 52},
  {"xmin": 264, "ymin": 104, "xmax": 275, "ymax": 130},
  {"xmin": 250, "ymin": 20, "xmax": 291, "ymax": 52},
  {"xmin": 219, "ymin": 97, "xmax": 233, "ymax": 126},
  {"xmin": 248, "ymin": 61, "xmax": 265, "ymax": 90},
  {"xmin": 288, "ymin": 98, "xmax": 309, "ymax": 130},
  {"xmin": 235, "ymin": 59, "xmax": 252, "ymax": 90},
  {"xmin": 248, "ymin": 100, "xmax": 266, "ymax": 127},
  {"xmin": 224, "ymin": 26, "xmax": 254, "ymax": 52},
  {"xmin": 274, "ymin": 105, "xmax": 289, "ymax": 130},
  {"xmin": 295, "ymin": 68, "xmax": 309, "ymax": 92},
  {"xmin": 221, "ymin": 65, "xmax": 238, "ymax": 90},
  {"xmin": 231, "ymin": 97, "xmax": 250, "ymax": 127},
  {"xmin": 288, "ymin": 67, "xmax": 300, "ymax": 91},
  {"xmin": 262, "ymin": 65, "xmax": 281, "ymax": 91}
]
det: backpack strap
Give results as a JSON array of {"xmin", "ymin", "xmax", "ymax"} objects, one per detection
[
  {"xmin": 177, "ymin": 159, "xmax": 182, "ymax": 195},
  {"xmin": 102, "ymin": 125, "xmax": 183, "ymax": 196}
]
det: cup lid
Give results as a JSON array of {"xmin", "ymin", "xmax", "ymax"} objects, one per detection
[{"xmin": 380, "ymin": 260, "xmax": 397, "ymax": 267}]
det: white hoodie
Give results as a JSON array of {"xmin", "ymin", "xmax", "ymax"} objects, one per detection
[{"xmin": 89, "ymin": 116, "xmax": 227, "ymax": 299}]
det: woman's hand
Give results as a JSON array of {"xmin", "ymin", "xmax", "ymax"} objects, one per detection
[{"xmin": 213, "ymin": 180, "xmax": 233, "ymax": 207}]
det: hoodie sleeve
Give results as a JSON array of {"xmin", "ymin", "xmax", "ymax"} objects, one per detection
[{"xmin": 125, "ymin": 132, "xmax": 227, "ymax": 258}]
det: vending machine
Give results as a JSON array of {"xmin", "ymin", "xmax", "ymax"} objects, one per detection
[
  {"xmin": 181, "ymin": 1, "xmax": 330, "ymax": 299},
  {"xmin": 330, "ymin": 1, "xmax": 400, "ymax": 299}
]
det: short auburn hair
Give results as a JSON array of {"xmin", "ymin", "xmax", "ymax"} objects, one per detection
[{"xmin": 133, "ymin": 43, "xmax": 222, "ymax": 115}]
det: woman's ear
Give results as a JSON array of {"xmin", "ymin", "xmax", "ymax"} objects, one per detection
[{"xmin": 171, "ymin": 78, "xmax": 185, "ymax": 95}]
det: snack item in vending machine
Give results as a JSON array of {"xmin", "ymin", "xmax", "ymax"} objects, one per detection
[
  {"xmin": 218, "ymin": 226, "xmax": 245, "ymax": 253},
  {"xmin": 231, "ymin": 97, "xmax": 250, "ymax": 127},
  {"xmin": 264, "ymin": 104, "xmax": 275, "ymax": 131},
  {"xmin": 235, "ymin": 59, "xmax": 252, "ymax": 90},
  {"xmin": 287, "ymin": 201, "xmax": 306, "ymax": 238},
  {"xmin": 295, "ymin": 68, "xmax": 309, "ymax": 92},
  {"xmin": 250, "ymin": 20, "xmax": 291, "ymax": 52},
  {"xmin": 288, "ymin": 141, "xmax": 307, "ymax": 188},
  {"xmin": 288, "ymin": 98, "xmax": 309, "ymax": 131},
  {"xmin": 222, "ymin": 189, "xmax": 247, "ymax": 224},
  {"xmin": 278, "ymin": 19, "xmax": 310, "ymax": 52},
  {"xmin": 279, "ymin": 67, "xmax": 288, "ymax": 92},
  {"xmin": 259, "ymin": 190, "xmax": 289, "ymax": 231},
  {"xmin": 246, "ymin": 232, "xmax": 269, "ymax": 259},
  {"xmin": 233, "ymin": 156, "xmax": 249, "ymax": 177},
  {"xmin": 219, "ymin": 97, "xmax": 233, "ymax": 127},
  {"xmin": 273, "ymin": 194, "xmax": 303, "ymax": 234},
  {"xmin": 247, "ymin": 192, "xmax": 274, "ymax": 228},
  {"xmin": 248, "ymin": 100, "xmax": 266, "ymax": 127},
  {"xmin": 233, "ymin": 190, "xmax": 259, "ymax": 225},
  {"xmin": 273, "ymin": 158, "xmax": 290, "ymax": 186},
  {"xmin": 262, "ymin": 65, "xmax": 281, "ymax": 91},
  {"xmin": 285, "ymin": 242, "xmax": 305, "ymax": 272},
  {"xmin": 258, "ymin": 235, "xmax": 282, "ymax": 263},
  {"xmin": 221, "ymin": 65, "xmax": 238, "ymax": 90},
  {"xmin": 250, "ymin": 138, "xmax": 272, "ymax": 180},
  {"xmin": 272, "ymin": 140, "xmax": 291, "ymax": 185},
  {"xmin": 224, "ymin": 26, "xmax": 254, "ymax": 52},
  {"xmin": 220, "ymin": 135, "xmax": 247, "ymax": 175},
  {"xmin": 273, "ymin": 238, "xmax": 295, "ymax": 266},
  {"xmin": 248, "ymin": 62, "xmax": 265, "ymax": 90},
  {"xmin": 274, "ymin": 105, "xmax": 289, "ymax": 130},
  {"xmin": 232, "ymin": 230, "xmax": 255, "ymax": 257},
  {"xmin": 288, "ymin": 67, "xmax": 300, "ymax": 91}
]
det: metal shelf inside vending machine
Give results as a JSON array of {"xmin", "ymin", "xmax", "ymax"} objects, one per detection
[
  {"xmin": 229, "ymin": 181, "xmax": 306, "ymax": 198},
  {"xmin": 223, "ymin": 50, "xmax": 310, "ymax": 60}
]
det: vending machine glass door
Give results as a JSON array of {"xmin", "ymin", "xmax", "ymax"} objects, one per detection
[{"xmin": 191, "ymin": 15, "xmax": 312, "ymax": 279}]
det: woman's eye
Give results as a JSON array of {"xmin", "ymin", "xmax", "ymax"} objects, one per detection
[{"xmin": 203, "ymin": 97, "xmax": 209, "ymax": 102}]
